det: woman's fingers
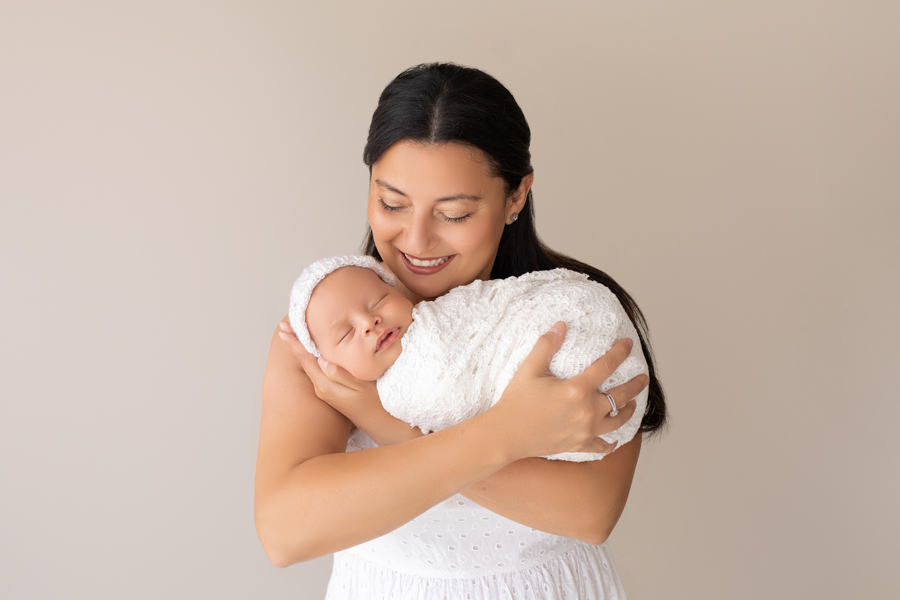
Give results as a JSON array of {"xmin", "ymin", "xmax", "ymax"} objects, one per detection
[
  {"xmin": 276, "ymin": 320, "xmax": 336, "ymax": 398},
  {"xmin": 583, "ymin": 437, "xmax": 616, "ymax": 455},
  {"xmin": 604, "ymin": 374, "xmax": 649, "ymax": 415},
  {"xmin": 278, "ymin": 321, "xmax": 317, "ymax": 369},
  {"xmin": 491, "ymin": 326, "xmax": 648, "ymax": 458},
  {"xmin": 595, "ymin": 399, "xmax": 637, "ymax": 436},
  {"xmin": 316, "ymin": 357, "xmax": 365, "ymax": 393},
  {"xmin": 579, "ymin": 338, "xmax": 634, "ymax": 386},
  {"xmin": 278, "ymin": 321, "xmax": 307, "ymax": 360},
  {"xmin": 520, "ymin": 321, "xmax": 567, "ymax": 376},
  {"xmin": 588, "ymin": 373, "xmax": 648, "ymax": 437}
]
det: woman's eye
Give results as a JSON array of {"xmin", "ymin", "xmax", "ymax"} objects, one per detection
[
  {"xmin": 442, "ymin": 213, "xmax": 472, "ymax": 223},
  {"xmin": 379, "ymin": 198, "xmax": 402, "ymax": 212}
]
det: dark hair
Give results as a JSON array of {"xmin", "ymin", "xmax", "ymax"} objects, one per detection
[{"xmin": 361, "ymin": 63, "xmax": 666, "ymax": 437}]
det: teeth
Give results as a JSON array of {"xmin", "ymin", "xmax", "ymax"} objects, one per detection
[{"xmin": 404, "ymin": 253, "xmax": 449, "ymax": 267}]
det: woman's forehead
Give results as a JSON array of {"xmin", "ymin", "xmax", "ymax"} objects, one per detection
[{"xmin": 371, "ymin": 141, "xmax": 503, "ymax": 198}]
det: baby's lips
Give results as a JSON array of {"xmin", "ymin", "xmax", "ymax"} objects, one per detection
[
  {"xmin": 376, "ymin": 327, "xmax": 400, "ymax": 352},
  {"xmin": 374, "ymin": 329, "xmax": 389, "ymax": 351}
]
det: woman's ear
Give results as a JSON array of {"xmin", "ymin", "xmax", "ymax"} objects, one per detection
[{"xmin": 506, "ymin": 173, "xmax": 534, "ymax": 224}]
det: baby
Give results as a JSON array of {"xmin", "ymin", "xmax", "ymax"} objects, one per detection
[{"xmin": 289, "ymin": 255, "xmax": 649, "ymax": 461}]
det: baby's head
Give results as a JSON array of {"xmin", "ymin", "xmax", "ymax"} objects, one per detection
[{"xmin": 289, "ymin": 256, "xmax": 414, "ymax": 381}]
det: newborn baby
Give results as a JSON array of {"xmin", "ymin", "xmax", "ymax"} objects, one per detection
[{"xmin": 289, "ymin": 255, "xmax": 649, "ymax": 461}]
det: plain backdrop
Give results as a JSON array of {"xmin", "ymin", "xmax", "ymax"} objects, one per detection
[{"xmin": 1, "ymin": 1, "xmax": 898, "ymax": 598}]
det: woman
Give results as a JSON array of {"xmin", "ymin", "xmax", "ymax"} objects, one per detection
[{"xmin": 255, "ymin": 63, "xmax": 666, "ymax": 598}]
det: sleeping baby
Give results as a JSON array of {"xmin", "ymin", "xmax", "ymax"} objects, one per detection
[{"xmin": 289, "ymin": 255, "xmax": 649, "ymax": 461}]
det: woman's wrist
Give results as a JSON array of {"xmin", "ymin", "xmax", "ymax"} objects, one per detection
[
  {"xmin": 347, "ymin": 391, "xmax": 426, "ymax": 446},
  {"xmin": 466, "ymin": 402, "xmax": 525, "ymax": 466}
]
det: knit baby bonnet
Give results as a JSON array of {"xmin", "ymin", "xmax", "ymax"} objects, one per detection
[{"xmin": 288, "ymin": 255, "xmax": 398, "ymax": 357}]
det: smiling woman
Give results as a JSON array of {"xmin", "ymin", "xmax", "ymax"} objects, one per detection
[
  {"xmin": 367, "ymin": 141, "xmax": 529, "ymax": 303},
  {"xmin": 255, "ymin": 63, "xmax": 666, "ymax": 599}
]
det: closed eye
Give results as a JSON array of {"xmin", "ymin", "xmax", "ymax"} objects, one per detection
[
  {"xmin": 379, "ymin": 198, "xmax": 402, "ymax": 212},
  {"xmin": 372, "ymin": 294, "xmax": 388, "ymax": 308},
  {"xmin": 338, "ymin": 328, "xmax": 352, "ymax": 343},
  {"xmin": 442, "ymin": 213, "xmax": 472, "ymax": 223}
]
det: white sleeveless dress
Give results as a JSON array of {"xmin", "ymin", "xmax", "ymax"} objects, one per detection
[{"xmin": 324, "ymin": 429, "xmax": 628, "ymax": 600}]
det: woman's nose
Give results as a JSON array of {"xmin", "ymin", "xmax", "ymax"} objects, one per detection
[{"xmin": 404, "ymin": 212, "xmax": 437, "ymax": 255}]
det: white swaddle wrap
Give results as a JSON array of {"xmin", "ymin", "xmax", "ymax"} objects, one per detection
[{"xmin": 376, "ymin": 268, "xmax": 649, "ymax": 461}]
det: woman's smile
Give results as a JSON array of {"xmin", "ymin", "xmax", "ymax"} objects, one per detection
[
  {"xmin": 368, "ymin": 141, "xmax": 527, "ymax": 303},
  {"xmin": 399, "ymin": 251, "xmax": 456, "ymax": 274},
  {"xmin": 401, "ymin": 252, "xmax": 452, "ymax": 267}
]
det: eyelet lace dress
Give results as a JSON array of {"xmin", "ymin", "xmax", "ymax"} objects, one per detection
[{"xmin": 323, "ymin": 429, "xmax": 628, "ymax": 600}]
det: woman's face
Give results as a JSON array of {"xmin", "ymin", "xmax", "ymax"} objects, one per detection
[{"xmin": 368, "ymin": 140, "xmax": 530, "ymax": 304}]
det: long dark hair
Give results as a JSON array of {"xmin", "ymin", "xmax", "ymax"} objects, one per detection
[{"xmin": 361, "ymin": 63, "xmax": 666, "ymax": 437}]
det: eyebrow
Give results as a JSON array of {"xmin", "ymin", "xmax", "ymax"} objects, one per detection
[{"xmin": 374, "ymin": 179, "xmax": 481, "ymax": 203}]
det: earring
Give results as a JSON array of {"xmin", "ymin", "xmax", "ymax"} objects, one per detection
[{"xmin": 509, "ymin": 213, "xmax": 519, "ymax": 223}]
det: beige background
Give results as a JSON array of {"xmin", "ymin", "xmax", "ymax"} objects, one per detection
[{"xmin": 2, "ymin": 1, "xmax": 898, "ymax": 598}]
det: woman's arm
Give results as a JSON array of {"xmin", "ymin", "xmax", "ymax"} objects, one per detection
[
  {"xmin": 256, "ymin": 319, "xmax": 633, "ymax": 566},
  {"xmin": 277, "ymin": 319, "xmax": 646, "ymax": 546},
  {"xmin": 459, "ymin": 436, "xmax": 641, "ymax": 545},
  {"xmin": 255, "ymin": 322, "xmax": 510, "ymax": 566}
]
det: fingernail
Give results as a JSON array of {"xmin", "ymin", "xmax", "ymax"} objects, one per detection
[
  {"xmin": 279, "ymin": 322, "xmax": 289, "ymax": 331},
  {"xmin": 550, "ymin": 322, "xmax": 563, "ymax": 335},
  {"xmin": 278, "ymin": 332, "xmax": 287, "ymax": 341},
  {"xmin": 318, "ymin": 356, "xmax": 329, "ymax": 369},
  {"xmin": 626, "ymin": 338, "xmax": 634, "ymax": 349}
]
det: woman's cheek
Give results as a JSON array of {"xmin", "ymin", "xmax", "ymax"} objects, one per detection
[
  {"xmin": 462, "ymin": 217, "xmax": 501, "ymax": 255},
  {"xmin": 368, "ymin": 201, "xmax": 387, "ymax": 235},
  {"xmin": 369, "ymin": 210, "xmax": 398, "ymax": 247}
]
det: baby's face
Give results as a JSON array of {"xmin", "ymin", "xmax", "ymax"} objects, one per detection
[{"xmin": 306, "ymin": 266, "xmax": 414, "ymax": 381}]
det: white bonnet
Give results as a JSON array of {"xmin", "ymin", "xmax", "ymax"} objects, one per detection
[{"xmin": 288, "ymin": 255, "xmax": 397, "ymax": 357}]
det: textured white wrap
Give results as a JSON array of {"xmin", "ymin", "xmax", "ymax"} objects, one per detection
[
  {"xmin": 376, "ymin": 269, "xmax": 649, "ymax": 461},
  {"xmin": 289, "ymin": 255, "xmax": 396, "ymax": 357}
]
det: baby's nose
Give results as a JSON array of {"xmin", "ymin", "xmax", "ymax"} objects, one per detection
[{"xmin": 364, "ymin": 315, "xmax": 382, "ymax": 334}]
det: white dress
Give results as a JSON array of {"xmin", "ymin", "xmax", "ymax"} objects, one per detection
[{"xmin": 324, "ymin": 429, "xmax": 628, "ymax": 600}]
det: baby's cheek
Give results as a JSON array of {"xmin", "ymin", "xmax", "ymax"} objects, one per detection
[{"xmin": 354, "ymin": 359, "xmax": 385, "ymax": 382}]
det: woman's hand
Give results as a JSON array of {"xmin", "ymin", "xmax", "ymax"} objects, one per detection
[
  {"xmin": 277, "ymin": 319, "xmax": 424, "ymax": 445},
  {"xmin": 278, "ymin": 320, "xmax": 375, "ymax": 413},
  {"xmin": 490, "ymin": 321, "xmax": 649, "ymax": 461}
]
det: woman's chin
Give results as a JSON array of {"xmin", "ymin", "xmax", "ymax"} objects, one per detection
[
  {"xmin": 389, "ymin": 258, "xmax": 486, "ymax": 301},
  {"xmin": 403, "ymin": 279, "xmax": 452, "ymax": 302}
]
